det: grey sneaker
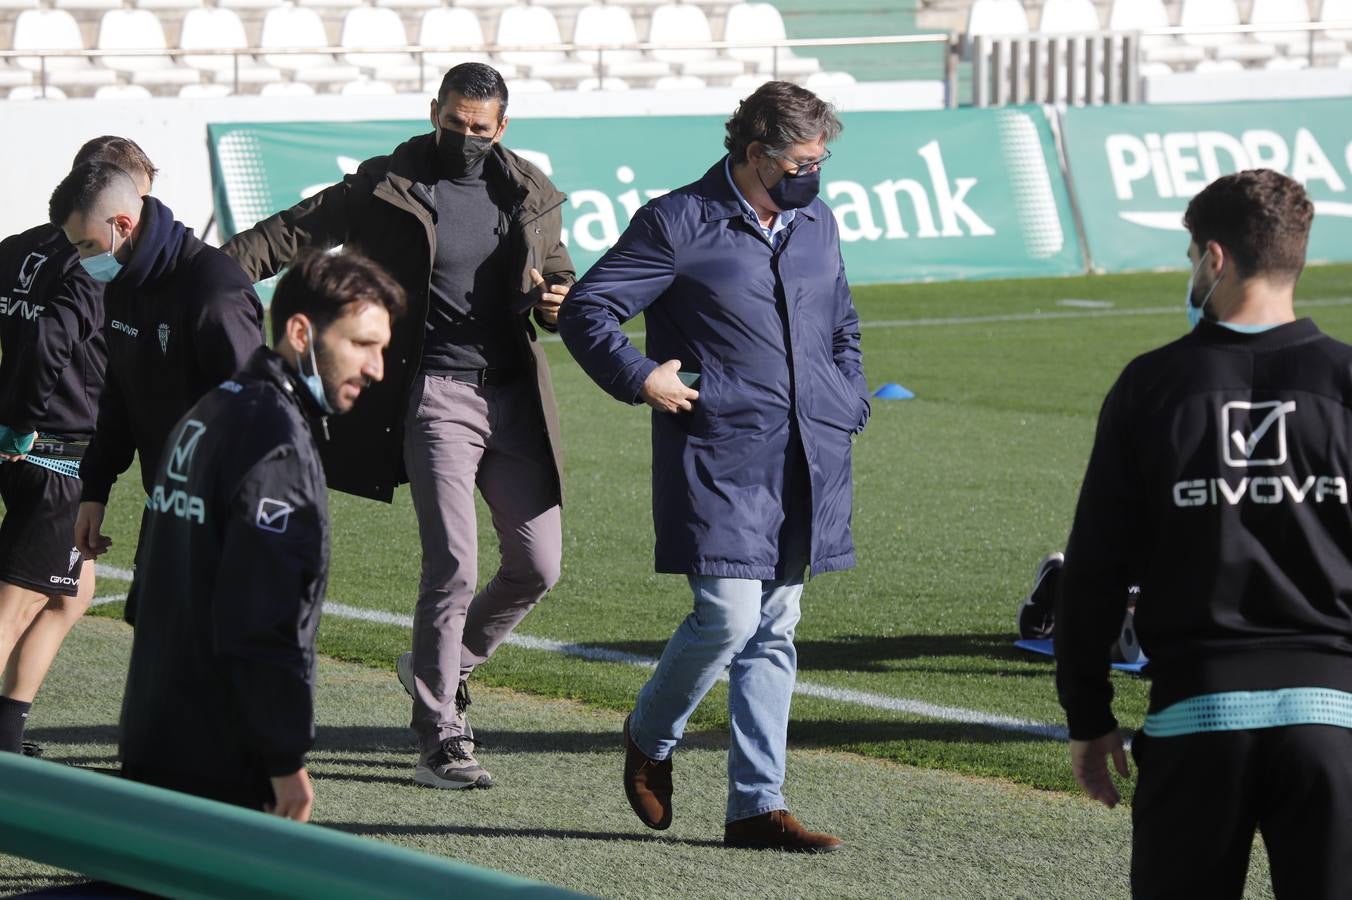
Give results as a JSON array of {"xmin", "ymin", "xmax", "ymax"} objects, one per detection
[{"xmin": 415, "ymin": 735, "xmax": 494, "ymax": 790}]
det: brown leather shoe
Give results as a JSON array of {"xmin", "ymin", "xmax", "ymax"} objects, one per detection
[
  {"xmin": 724, "ymin": 810, "xmax": 843, "ymax": 853},
  {"xmin": 623, "ymin": 714, "xmax": 672, "ymax": 830}
]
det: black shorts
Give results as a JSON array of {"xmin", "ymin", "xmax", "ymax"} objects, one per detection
[{"xmin": 0, "ymin": 460, "xmax": 84, "ymax": 597}]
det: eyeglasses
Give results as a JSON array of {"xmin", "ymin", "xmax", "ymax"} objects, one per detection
[{"xmin": 769, "ymin": 148, "xmax": 832, "ymax": 176}]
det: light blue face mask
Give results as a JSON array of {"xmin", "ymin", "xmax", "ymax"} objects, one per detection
[
  {"xmin": 296, "ymin": 323, "xmax": 334, "ymax": 414},
  {"xmin": 80, "ymin": 223, "xmax": 124, "ymax": 283},
  {"xmin": 1185, "ymin": 249, "xmax": 1223, "ymax": 330}
]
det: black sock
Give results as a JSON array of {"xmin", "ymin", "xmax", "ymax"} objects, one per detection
[{"xmin": 0, "ymin": 696, "xmax": 32, "ymax": 753}]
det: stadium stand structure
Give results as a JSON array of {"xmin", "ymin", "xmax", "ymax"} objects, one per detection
[{"xmin": 0, "ymin": 0, "xmax": 862, "ymax": 98}]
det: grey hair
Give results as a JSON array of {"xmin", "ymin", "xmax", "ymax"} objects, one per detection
[{"xmin": 723, "ymin": 80, "xmax": 843, "ymax": 164}]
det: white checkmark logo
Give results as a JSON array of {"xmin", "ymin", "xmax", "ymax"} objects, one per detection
[
  {"xmin": 1231, "ymin": 401, "xmax": 1296, "ymax": 458},
  {"xmin": 1222, "ymin": 400, "xmax": 1296, "ymax": 468}
]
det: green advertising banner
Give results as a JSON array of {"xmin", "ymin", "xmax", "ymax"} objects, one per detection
[
  {"xmin": 1062, "ymin": 98, "xmax": 1352, "ymax": 273},
  {"xmin": 208, "ymin": 107, "xmax": 1084, "ymax": 286}
]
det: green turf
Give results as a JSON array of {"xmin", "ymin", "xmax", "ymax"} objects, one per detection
[
  {"xmin": 0, "ymin": 617, "xmax": 1279, "ymax": 899},
  {"xmin": 79, "ymin": 263, "xmax": 1352, "ymax": 800}
]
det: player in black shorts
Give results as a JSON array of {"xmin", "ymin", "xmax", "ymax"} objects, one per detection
[{"xmin": 0, "ymin": 137, "xmax": 156, "ymax": 755}]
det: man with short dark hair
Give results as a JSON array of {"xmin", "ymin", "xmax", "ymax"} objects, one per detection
[
  {"xmin": 560, "ymin": 81, "xmax": 864, "ymax": 852},
  {"xmin": 1057, "ymin": 168, "xmax": 1352, "ymax": 897},
  {"xmin": 120, "ymin": 249, "xmax": 404, "ymax": 820},
  {"xmin": 223, "ymin": 62, "xmax": 573, "ymax": 790},
  {"xmin": 51, "ymin": 161, "xmax": 265, "ymax": 580},
  {"xmin": 0, "ymin": 137, "xmax": 156, "ymax": 756}
]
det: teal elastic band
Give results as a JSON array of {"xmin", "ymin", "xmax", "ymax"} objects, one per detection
[{"xmin": 1144, "ymin": 687, "xmax": 1352, "ymax": 737}]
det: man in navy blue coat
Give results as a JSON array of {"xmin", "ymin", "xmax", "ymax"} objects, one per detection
[{"xmin": 559, "ymin": 81, "xmax": 867, "ymax": 852}]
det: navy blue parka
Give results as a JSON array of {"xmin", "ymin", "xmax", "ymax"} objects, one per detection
[{"xmin": 559, "ymin": 158, "xmax": 868, "ymax": 579}]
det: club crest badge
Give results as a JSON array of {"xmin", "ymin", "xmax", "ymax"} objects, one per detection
[
  {"xmin": 68, "ymin": 547, "xmax": 81, "ymax": 573},
  {"xmin": 158, "ymin": 323, "xmax": 170, "ymax": 355}
]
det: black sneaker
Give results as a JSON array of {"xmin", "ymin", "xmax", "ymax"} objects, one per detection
[
  {"xmin": 1017, "ymin": 551, "xmax": 1063, "ymax": 640},
  {"xmin": 20, "ymin": 740, "xmax": 42, "ymax": 758}
]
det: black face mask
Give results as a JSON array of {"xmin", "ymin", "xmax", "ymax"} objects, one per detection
[
  {"xmin": 437, "ymin": 127, "xmax": 494, "ymax": 177},
  {"xmin": 759, "ymin": 165, "xmax": 821, "ymax": 211}
]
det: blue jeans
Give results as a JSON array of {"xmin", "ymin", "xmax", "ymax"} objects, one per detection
[{"xmin": 629, "ymin": 571, "xmax": 805, "ymax": 823}]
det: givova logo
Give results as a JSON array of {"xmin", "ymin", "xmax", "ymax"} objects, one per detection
[
  {"xmin": 167, "ymin": 419, "xmax": 206, "ymax": 482},
  {"xmin": 1173, "ymin": 398, "xmax": 1350, "ymax": 508},
  {"xmin": 0, "ymin": 296, "xmax": 44, "ymax": 320},
  {"xmin": 15, "ymin": 252, "xmax": 46, "ymax": 294}
]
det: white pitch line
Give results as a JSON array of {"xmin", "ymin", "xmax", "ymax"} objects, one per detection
[
  {"xmin": 97, "ymin": 565, "xmax": 135, "ymax": 582},
  {"xmin": 91, "ymin": 596, "xmax": 1069, "ymax": 739},
  {"xmin": 538, "ymin": 296, "xmax": 1352, "ymax": 342},
  {"xmin": 325, "ymin": 601, "xmax": 1067, "ymax": 741}
]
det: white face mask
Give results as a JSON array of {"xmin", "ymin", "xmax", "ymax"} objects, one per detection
[
  {"xmin": 1185, "ymin": 249, "xmax": 1223, "ymax": 330},
  {"xmin": 80, "ymin": 223, "xmax": 123, "ymax": 283}
]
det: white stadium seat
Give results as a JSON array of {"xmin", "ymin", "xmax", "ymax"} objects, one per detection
[
  {"xmin": 455, "ymin": 0, "xmax": 514, "ymax": 9},
  {"xmin": 1180, "ymin": 0, "xmax": 1277, "ymax": 60},
  {"xmin": 966, "ymin": 0, "xmax": 1030, "ymax": 37},
  {"xmin": 1039, "ymin": 0, "xmax": 1101, "ymax": 33},
  {"xmin": 218, "ymin": 0, "xmax": 277, "ymax": 11},
  {"xmin": 505, "ymin": 77, "xmax": 554, "ymax": 92},
  {"xmin": 339, "ymin": 6, "xmax": 421, "ymax": 83},
  {"xmin": 340, "ymin": 77, "xmax": 397, "ymax": 94},
  {"xmin": 0, "ymin": 0, "xmax": 40, "ymax": 11},
  {"xmin": 1193, "ymin": 57, "xmax": 1245, "ymax": 70},
  {"xmin": 135, "ymin": 0, "xmax": 203, "ymax": 12},
  {"xmin": 53, "ymin": 0, "xmax": 122, "ymax": 14},
  {"xmin": 1264, "ymin": 54, "xmax": 1311, "ymax": 68},
  {"xmin": 178, "ymin": 82, "xmax": 234, "ymax": 97},
  {"xmin": 648, "ymin": 4, "xmax": 744, "ymax": 79},
  {"xmin": 1109, "ymin": 0, "xmax": 1206, "ymax": 64},
  {"xmin": 94, "ymin": 83, "xmax": 154, "ymax": 99},
  {"xmin": 297, "ymin": 0, "xmax": 362, "ymax": 10},
  {"xmin": 260, "ymin": 4, "xmax": 361, "ymax": 84},
  {"xmin": 0, "ymin": 62, "xmax": 34, "ymax": 88},
  {"xmin": 12, "ymin": 9, "xmax": 118, "ymax": 87},
  {"xmin": 1320, "ymin": 0, "xmax": 1352, "ymax": 42},
  {"xmin": 1139, "ymin": 60, "xmax": 1176, "ymax": 76},
  {"xmin": 96, "ymin": 9, "xmax": 202, "ymax": 87},
  {"xmin": 376, "ymin": 0, "xmax": 439, "ymax": 10},
  {"xmin": 652, "ymin": 74, "xmax": 706, "ymax": 90},
  {"xmin": 729, "ymin": 72, "xmax": 771, "ymax": 90},
  {"xmin": 804, "ymin": 70, "xmax": 856, "ymax": 89},
  {"xmin": 723, "ymin": 3, "xmax": 820, "ymax": 77},
  {"xmin": 576, "ymin": 76, "xmax": 630, "ymax": 91},
  {"xmin": 260, "ymin": 80, "xmax": 316, "ymax": 95},
  {"xmin": 417, "ymin": 8, "xmax": 519, "ymax": 79},
  {"xmin": 494, "ymin": 6, "xmax": 594, "ymax": 83},
  {"xmin": 1339, "ymin": 51, "xmax": 1352, "ymax": 65},
  {"xmin": 571, "ymin": 4, "xmax": 671, "ymax": 82},
  {"xmin": 9, "ymin": 84, "xmax": 68, "ymax": 99},
  {"xmin": 180, "ymin": 8, "xmax": 283, "ymax": 85}
]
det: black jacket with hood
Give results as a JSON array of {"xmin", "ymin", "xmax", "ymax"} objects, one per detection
[{"xmin": 80, "ymin": 196, "xmax": 264, "ymax": 503}]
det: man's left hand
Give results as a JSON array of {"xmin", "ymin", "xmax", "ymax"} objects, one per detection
[
  {"xmin": 530, "ymin": 268, "xmax": 568, "ymax": 326},
  {"xmin": 1070, "ymin": 730, "xmax": 1131, "ymax": 808}
]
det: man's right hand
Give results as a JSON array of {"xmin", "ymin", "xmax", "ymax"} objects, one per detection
[
  {"xmin": 639, "ymin": 359, "xmax": 699, "ymax": 413},
  {"xmin": 266, "ymin": 768, "xmax": 314, "ymax": 823},
  {"xmin": 74, "ymin": 502, "xmax": 112, "ymax": 559}
]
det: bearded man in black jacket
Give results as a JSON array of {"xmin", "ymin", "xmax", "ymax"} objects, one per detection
[
  {"xmin": 120, "ymin": 249, "xmax": 404, "ymax": 819},
  {"xmin": 48, "ymin": 162, "xmax": 265, "ymax": 614}
]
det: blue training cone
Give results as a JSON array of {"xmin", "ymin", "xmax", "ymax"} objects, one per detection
[{"xmin": 872, "ymin": 382, "xmax": 914, "ymax": 400}]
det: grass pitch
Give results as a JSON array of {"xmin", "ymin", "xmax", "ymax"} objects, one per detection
[{"xmin": 16, "ymin": 264, "xmax": 1345, "ymax": 895}]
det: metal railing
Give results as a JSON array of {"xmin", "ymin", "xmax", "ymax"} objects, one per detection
[
  {"xmin": 0, "ymin": 33, "xmax": 957, "ymax": 102},
  {"xmin": 968, "ymin": 20, "xmax": 1352, "ymax": 107}
]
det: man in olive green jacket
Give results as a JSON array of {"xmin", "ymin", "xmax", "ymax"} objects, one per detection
[{"xmin": 222, "ymin": 63, "xmax": 573, "ymax": 791}]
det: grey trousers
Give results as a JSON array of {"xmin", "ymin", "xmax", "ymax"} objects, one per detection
[{"xmin": 403, "ymin": 373, "xmax": 562, "ymax": 741}]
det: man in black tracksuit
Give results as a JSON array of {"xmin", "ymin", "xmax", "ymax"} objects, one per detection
[
  {"xmin": 1057, "ymin": 169, "xmax": 1352, "ymax": 898},
  {"xmin": 0, "ymin": 136, "xmax": 157, "ymax": 755},
  {"xmin": 47, "ymin": 162, "xmax": 265, "ymax": 595},
  {"xmin": 119, "ymin": 250, "xmax": 404, "ymax": 819}
]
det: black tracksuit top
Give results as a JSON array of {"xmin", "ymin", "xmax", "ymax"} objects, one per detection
[
  {"xmin": 79, "ymin": 197, "xmax": 264, "ymax": 504},
  {"xmin": 120, "ymin": 347, "xmax": 330, "ymax": 784},
  {"xmin": 1057, "ymin": 318, "xmax": 1352, "ymax": 740},
  {"xmin": 0, "ymin": 224, "xmax": 105, "ymax": 439}
]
